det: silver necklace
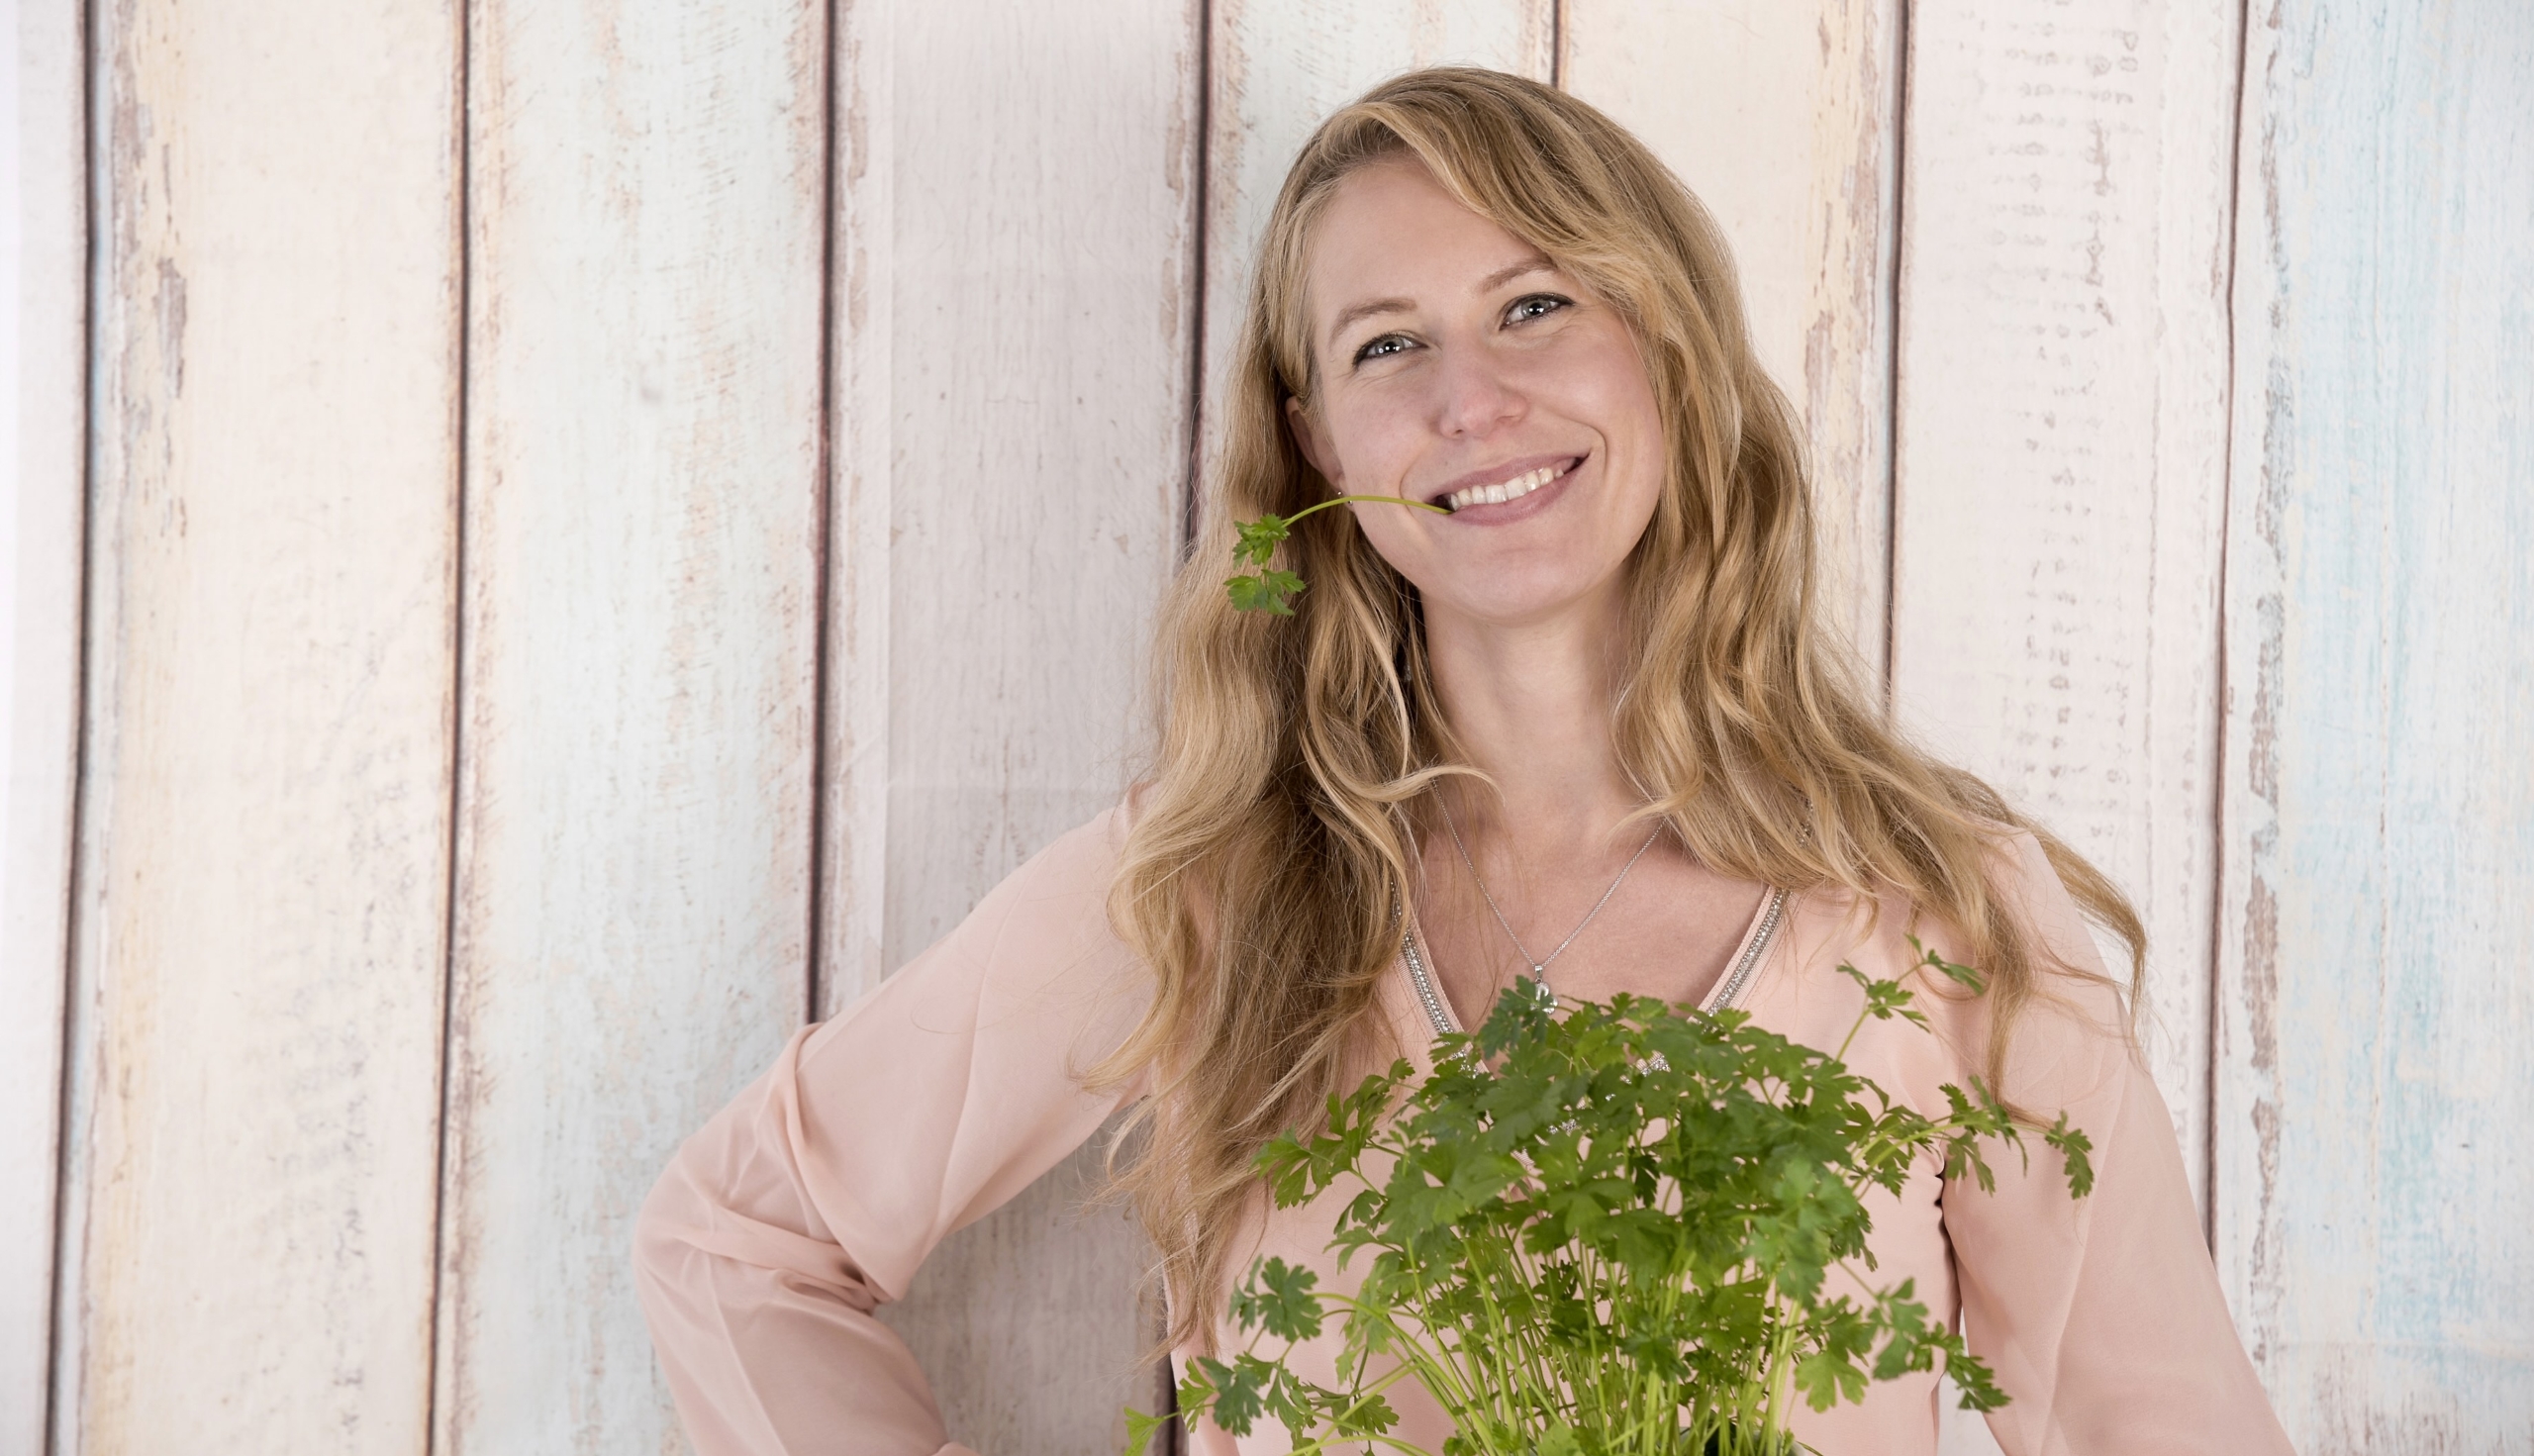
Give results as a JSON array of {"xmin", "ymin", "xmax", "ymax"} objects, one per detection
[{"xmin": 1435, "ymin": 794, "xmax": 1664, "ymax": 991}]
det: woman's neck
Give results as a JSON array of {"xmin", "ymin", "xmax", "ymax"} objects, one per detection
[{"xmin": 1422, "ymin": 586, "xmax": 1641, "ymax": 851}]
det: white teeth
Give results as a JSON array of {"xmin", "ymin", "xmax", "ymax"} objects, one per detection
[{"xmin": 1445, "ymin": 460, "xmax": 1570, "ymax": 513}]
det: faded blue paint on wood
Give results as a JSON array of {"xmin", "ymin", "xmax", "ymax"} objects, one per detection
[{"xmin": 2214, "ymin": 0, "xmax": 2534, "ymax": 1449}]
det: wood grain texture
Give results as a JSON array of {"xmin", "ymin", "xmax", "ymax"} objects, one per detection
[
  {"xmin": 2, "ymin": 1, "xmax": 84, "ymax": 1449},
  {"xmin": 1560, "ymin": 0, "xmax": 1903, "ymax": 676},
  {"xmin": 435, "ymin": 1, "xmax": 827, "ymax": 1450},
  {"xmin": 57, "ymin": 1, "xmax": 461, "ymax": 1450},
  {"xmin": 819, "ymin": 0, "xmax": 896, "ymax": 1012},
  {"xmin": 847, "ymin": 0, "xmax": 1198, "ymax": 987},
  {"xmin": 874, "ymin": 1124, "xmax": 1162, "ymax": 1453},
  {"xmin": 1886, "ymin": 0, "xmax": 2242, "ymax": 1214},
  {"xmin": 2213, "ymin": 1, "xmax": 2534, "ymax": 1447},
  {"xmin": 1202, "ymin": 0, "xmax": 1553, "ymax": 463},
  {"xmin": 825, "ymin": 0, "xmax": 1200, "ymax": 1444}
]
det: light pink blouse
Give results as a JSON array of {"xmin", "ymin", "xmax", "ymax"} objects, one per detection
[{"xmin": 634, "ymin": 806, "xmax": 2290, "ymax": 1455}]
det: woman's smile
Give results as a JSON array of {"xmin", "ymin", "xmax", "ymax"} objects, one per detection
[{"xmin": 1433, "ymin": 452, "xmax": 1587, "ymax": 519}]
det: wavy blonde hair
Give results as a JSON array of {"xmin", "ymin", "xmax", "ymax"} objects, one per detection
[{"xmin": 1091, "ymin": 67, "xmax": 2143, "ymax": 1351}]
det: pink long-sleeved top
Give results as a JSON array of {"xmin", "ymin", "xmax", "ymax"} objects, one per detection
[{"xmin": 634, "ymin": 805, "xmax": 2291, "ymax": 1455}]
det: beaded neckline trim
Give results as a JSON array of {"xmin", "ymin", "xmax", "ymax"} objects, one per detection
[{"xmin": 1401, "ymin": 886, "xmax": 1791, "ymax": 1039}]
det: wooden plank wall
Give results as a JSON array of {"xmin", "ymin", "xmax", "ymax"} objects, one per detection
[
  {"xmin": 1888, "ymin": 0, "xmax": 2241, "ymax": 1212},
  {"xmin": 10, "ymin": 2, "xmax": 2529, "ymax": 1453},
  {"xmin": 2213, "ymin": 0, "xmax": 2534, "ymax": 1448},
  {"xmin": 1, "ymin": 3, "xmax": 84, "ymax": 1452},
  {"xmin": 57, "ymin": 5, "xmax": 463, "ymax": 1454},
  {"xmin": 433, "ymin": 2, "xmax": 828, "ymax": 1451},
  {"xmin": 847, "ymin": 0, "xmax": 1198, "ymax": 1445}
]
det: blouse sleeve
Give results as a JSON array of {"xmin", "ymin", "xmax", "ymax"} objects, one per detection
[
  {"xmin": 633, "ymin": 808, "xmax": 1153, "ymax": 1456},
  {"xmin": 1938, "ymin": 832, "xmax": 2291, "ymax": 1455}
]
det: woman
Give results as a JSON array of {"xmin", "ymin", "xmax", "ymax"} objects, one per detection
[{"xmin": 634, "ymin": 68, "xmax": 2290, "ymax": 1454}]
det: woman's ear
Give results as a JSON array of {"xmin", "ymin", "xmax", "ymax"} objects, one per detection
[{"xmin": 1284, "ymin": 397, "xmax": 1343, "ymax": 488}]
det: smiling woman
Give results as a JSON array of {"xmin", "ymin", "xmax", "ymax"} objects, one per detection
[
  {"xmin": 633, "ymin": 67, "xmax": 2292, "ymax": 1455},
  {"xmin": 1292, "ymin": 165, "xmax": 1666, "ymax": 634}
]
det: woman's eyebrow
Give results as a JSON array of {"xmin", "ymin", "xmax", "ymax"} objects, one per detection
[
  {"xmin": 1328, "ymin": 296, "xmax": 1414, "ymax": 341},
  {"xmin": 1324, "ymin": 256, "xmax": 1559, "ymax": 349},
  {"xmin": 1477, "ymin": 255, "xmax": 1556, "ymax": 293}
]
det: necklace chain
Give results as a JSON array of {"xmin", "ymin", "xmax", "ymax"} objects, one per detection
[{"xmin": 1435, "ymin": 794, "xmax": 1663, "ymax": 991}]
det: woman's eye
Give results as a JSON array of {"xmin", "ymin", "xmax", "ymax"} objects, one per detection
[
  {"xmin": 1506, "ymin": 293, "xmax": 1571, "ymax": 325},
  {"xmin": 1353, "ymin": 334, "xmax": 1413, "ymax": 365}
]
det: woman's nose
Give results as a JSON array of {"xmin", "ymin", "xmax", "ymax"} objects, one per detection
[{"xmin": 1429, "ymin": 348, "xmax": 1527, "ymax": 438}]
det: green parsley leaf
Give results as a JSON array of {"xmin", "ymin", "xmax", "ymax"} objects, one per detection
[{"xmin": 1127, "ymin": 936, "xmax": 2092, "ymax": 1453}]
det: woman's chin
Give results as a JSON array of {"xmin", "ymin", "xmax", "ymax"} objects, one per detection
[{"xmin": 1423, "ymin": 572, "xmax": 1626, "ymax": 635}]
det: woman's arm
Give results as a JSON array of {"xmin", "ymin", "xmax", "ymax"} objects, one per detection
[
  {"xmin": 633, "ymin": 808, "xmax": 1152, "ymax": 1456},
  {"xmin": 1940, "ymin": 832, "xmax": 2291, "ymax": 1455}
]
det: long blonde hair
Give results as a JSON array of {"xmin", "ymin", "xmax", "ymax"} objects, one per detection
[{"xmin": 1092, "ymin": 66, "xmax": 2142, "ymax": 1351}]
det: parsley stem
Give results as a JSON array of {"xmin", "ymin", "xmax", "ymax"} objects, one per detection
[{"xmin": 1281, "ymin": 493, "xmax": 1449, "ymax": 524}]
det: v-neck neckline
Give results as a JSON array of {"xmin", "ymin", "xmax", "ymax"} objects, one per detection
[{"xmin": 1400, "ymin": 882, "xmax": 1792, "ymax": 1039}]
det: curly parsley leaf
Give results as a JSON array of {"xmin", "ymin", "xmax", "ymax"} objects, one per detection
[
  {"xmin": 1223, "ymin": 496, "xmax": 1448, "ymax": 614},
  {"xmin": 2046, "ymin": 1112, "xmax": 2096, "ymax": 1199},
  {"xmin": 1229, "ymin": 1256, "xmax": 1327, "ymax": 1343},
  {"xmin": 1147, "ymin": 947, "xmax": 2092, "ymax": 1454}
]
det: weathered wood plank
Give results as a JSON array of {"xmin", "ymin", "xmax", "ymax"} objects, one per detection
[
  {"xmin": 435, "ymin": 2, "xmax": 827, "ymax": 1450},
  {"xmin": 2214, "ymin": 1, "xmax": 2534, "ymax": 1447},
  {"xmin": 2, "ymin": 1, "xmax": 86, "ymax": 1449},
  {"xmin": 828, "ymin": 0, "xmax": 1201, "ymax": 1445},
  {"xmin": 1560, "ymin": 0, "xmax": 1903, "ymax": 677},
  {"xmin": 1202, "ymin": 0, "xmax": 1553, "ymax": 463},
  {"xmin": 876, "ymin": 1128, "xmax": 1158, "ymax": 1450},
  {"xmin": 59, "ymin": 2, "xmax": 462, "ymax": 1451},
  {"xmin": 1886, "ymin": 0, "xmax": 2242, "ymax": 1220},
  {"xmin": 818, "ymin": 0, "xmax": 896, "ymax": 1013}
]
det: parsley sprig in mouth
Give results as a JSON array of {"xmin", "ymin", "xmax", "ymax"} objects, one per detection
[{"xmin": 1226, "ymin": 496, "xmax": 1451, "ymax": 615}]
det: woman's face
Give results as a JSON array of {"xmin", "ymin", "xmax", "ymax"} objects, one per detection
[{"xmin": 1286, "ymin": 157, "xmax": 1666, "ymax": 631}]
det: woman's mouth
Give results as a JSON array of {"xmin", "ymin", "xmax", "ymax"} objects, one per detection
[{"xmin": 1439, "ymin": 455, "xmax": 1583, "ymax": 514}]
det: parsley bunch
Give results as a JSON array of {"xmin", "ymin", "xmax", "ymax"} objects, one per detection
[
  {"xmin": 1125, "ymin": 942, "xmax": 2092, "ymax": 1456},
  {"xmin": 1224, "ymin": 497, "xmax": 1448, "ymax": 615}
]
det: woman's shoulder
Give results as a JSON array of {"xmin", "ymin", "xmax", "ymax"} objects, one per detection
[
  {"xmin": 1815, "ymin": 823, "xmax": 2116, "ymax": 979},
  {"xmin": 808, "ymin": 796, "xmax": 1150, "ymax": 1075},
  {"xmin": 1762, "ymin": 823, "xmax": 2134, "ymax": 1077},
  {"xmin": 1007, "ymin": 797, "xmax": 1137, "ymax": 901}
]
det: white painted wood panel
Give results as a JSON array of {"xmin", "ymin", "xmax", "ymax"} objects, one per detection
[
  {"xmin": 2, "ymin": 2, "xmax": 83, "ymax": 1450},
  {"xmin": 1886, "ymin": 0, "xmax": 2242, "ymax": 1217},
  {"xmin": 435, "ymin": 1, "xmax": 827, "ymax": 1450},
  {"xmin": 58, "ymin": 2, "xmax": 461, "ymax": 1451},
  {"xmin": 1202, "ymin": 0, "xmax": 1553, "ymax": 465},
  {"xmin": 1560, "ymin": 0, "xmax": 1902, "ymax": 675},
  {"xmin": 828, "ymin": 0, "xmax": 1200, "ymax": 1444},
  {"xmin": 819, "ymin": 0, "xmax": 896, "ymax": 1012},
  {"xmin": 2214, "ymin": 1, "xmax": 2534, "ymax": 1447},
  {"xmin": 840, "ymin": 0, "xmax": 1200, "ymax": 990}
]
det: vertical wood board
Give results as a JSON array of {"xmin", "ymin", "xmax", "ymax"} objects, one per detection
[
  {"xmin": 819, "ymin": 0, "xmax": 896, "ymax": 1011},
  {"xmin": 1887, "ymin": 0, "xmax": 2243, "ymax": 1212},
  {"xmin": 1560, "ymin": 0, "xmax": 1903, "ymax": 674},
  {"xmin": 2213, "ymin": 1, "xmax": 2534, "ymax": 1447},
  {"xmin": 60, "ymin": 1, "xmax": 462, "ymax": 1450},
  {"xmin": 832, "ymin": 0, "xmax": 1200, "ymax": 1445},
  {"xmin": 437, "ymin": 1, "xmax": 827, "ymax": 1450},
  {"xmin": 839, "ymin": 0, "xmax": 1199, "ymax": 985},
  {"xmin": 1201, "ymin": 0, "xmax": 1553, "ymax": 467},
  {"xmin": 2, "ymin": 1, "xmax": 85, "ymax": 1450}
]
